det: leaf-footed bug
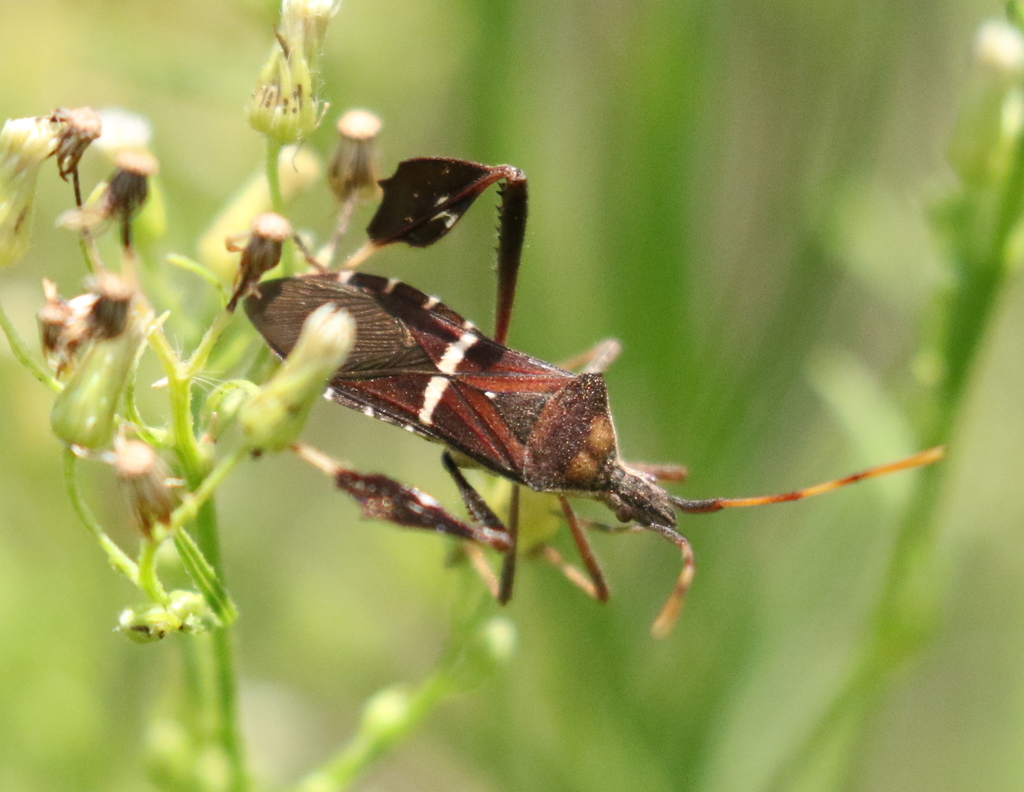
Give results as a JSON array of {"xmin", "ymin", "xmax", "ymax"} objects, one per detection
[{"xmin": 243, "ymin": 157, "xmax": 943, "ymax": 636}]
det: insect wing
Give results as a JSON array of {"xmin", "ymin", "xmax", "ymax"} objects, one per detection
[{"xmin": 246, "ymin": 274, "xmax": 574, "ymax": 479}]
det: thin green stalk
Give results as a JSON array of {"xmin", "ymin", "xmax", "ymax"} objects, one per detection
[
  {"xmin": 169, "ymin": 448, "xmax": 243, "ymax": 624},
  {"xmin": 266, "ymin": 139, "xmax": 284, "ymax": 214},
  {"xmin": 295, "ymin": 676, "xmax": 454, "ymax": 792},
  {"xmin": 185, "ymin": 308, "xmax": 234, "ymax": 377},
  {"xmin": 771, "ymin": 38, "xmax": 1024, "ymax": 788},
  {"xmin": 292, "ymin": 587, "xmax": 509, "ymax": 792},
  {"xmin": 137, "ymin": 537, "xmax": 170, "ymax": 604},
  {"xmin": 145, "ymin": 295, "xmax": 247, "ymax": 790},
  {"xmin": 265, "ymin": 139, "xmax": 298, "ymax": 277},
  {"xmin": 63, "ymin": 447, "xmax": 140, "ymax": 586},
  {"xmin": 0, "ymin": 295, "xmax": 62, "ymax": 393}
]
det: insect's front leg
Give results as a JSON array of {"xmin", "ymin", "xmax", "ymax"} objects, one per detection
[{"xmin": 292, "ymin": 443, "xmax": 511, "ymax": 551}]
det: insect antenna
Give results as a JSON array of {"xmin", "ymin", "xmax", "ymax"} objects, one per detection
[
  {"xmin": 669, "ymin": 445, "xmax": 945, "ymax": 514},
  {"xmin": 642, "ymin": 445, "xmax": 945, "ymax": 637}
]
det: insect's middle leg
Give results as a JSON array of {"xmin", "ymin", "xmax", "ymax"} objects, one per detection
[{"xmin": 440, "ymin": 452, "xmax": 519, "ymax": 604}]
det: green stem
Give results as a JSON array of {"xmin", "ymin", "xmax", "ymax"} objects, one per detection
[
  {"xmin": 266, "ymin": 139, "xmax": 284, "ymax": 214},
  {"xmin": 62, "ymin": 448, "xmax": 140, "ymax": 586},
  {"xmin": 0, "ymin": 294, "xmax": 62, "ymax": 393},
  {"xmin": 146, "ymin": 300, "xmax": 247, "ymax": 790},
  {"xmin": 772, "ymin": 50, "xmax": 1024, "ymax": 790},
  {"xmin": 296, "ymin": 677, "xmax": 454, "ymax": 792},
  {"xmin": 265, "ymin": 139, "xmax": 298, "ymax": 277},
  {"xmin": 185, "ymin": 308, "xmax": 234, "ymax": 377},
  {"xmin": 292, "ymin": 586, "xmax": 502, "ymax": 792},
  {"xmin": 137, "ymin": 537, "xmax": 170, "ymax": 604}
]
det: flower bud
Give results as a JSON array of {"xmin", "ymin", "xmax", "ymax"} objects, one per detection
[
  {"xmin": 201, "ymin": 380, "xmax": 261, "ymax": 442},
  {"xmin": 248, "ymin": 0, "xmax": 340, "ymax": 143},
  {"xmin": 226, "ymin": 212, "xmax": 292, "ymax": 310},
  {"xmin": 448, "ymin": 616, "xmax": 517, "ymax": 691},
  {"xmin": 113, "ymin": 437, "xmax": 179, "ymax": 538},
  {"xmin": 0, "ymin": 116, "xmax": 58, "ymax": 267},
  {"xmin": 240, "ymin": 303, "xmax": 354, "ymax": 451},
  {"xmin": 168, "ymin": 589, "xmax": 215, "ymax": 633},
  {"xmin": 280, "ymin": 0, "xmax": 341, "ymax": 63},
  {"xmin": 50, "ymin": 299, "xmax": 140, "ymax": 449},
  {"xmin": 327, "ymin": 109, "xmax": 382, "ymax": 204},
  {"xmin": 48, "ymin": 106, "xmax": 101, "ymax": 185},
  {"xmin": 117, "ymin": 605, "xmax": 181, "ymax": 643},
  {"xmin": 360, "ymin": 685, "xmax": 412, "ymax": 741},
  {"xmin": 949, "ymin": 20, "xmax": 1024, "ymax": 185}
]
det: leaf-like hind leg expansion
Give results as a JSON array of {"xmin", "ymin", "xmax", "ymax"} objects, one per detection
[
  {"xmin": 440, "ymin": 452, "xmax": 518, "ymax": 603},
  {"xmin": 292, "ymin": 443, "xmax": 511, "ymax": 551}
]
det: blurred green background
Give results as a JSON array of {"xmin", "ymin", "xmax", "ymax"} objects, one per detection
[{"xmin": 1, "ymin": 0, "xmax": 1022, "ymax": 790}]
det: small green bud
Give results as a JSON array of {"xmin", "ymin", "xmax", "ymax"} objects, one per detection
[
  {"xmin": 479, "ymin": 616, "xmax": 517, "ymax": 665},
  {"xmin": 248, "ymin": 0, "xmax": 340, "ymax": 143},
  {"xmin": 167, "ymin": 590, "xmax": 216, "ymax": 634},
  {"xmin": 201, "ymin": 380, "xmax": 262, "ymax": 442},
  {"xmin": 949, "ymin": 19, "xmax": 1024, "ymax": 185},
  {"xmin": 240, "ymin": 303, "xmax": 354, "ymax": 451},
  {"xmin": 117, "ymin": 605, "xmax": 181, "ymax": 643},
  {"xmin": 0, "ymin": 116, "xmax": 58, "ymax": 267},
  {"xmin": 360, "ymin": 685, "xmax": 412, "ymax": 741},
  {"xmin": 448, "ymin": 616, "xmax": 517, "ymax": 691},
  {"xmin": 50, "ymin": 302, "xmax": 140, "ymax": 449}
]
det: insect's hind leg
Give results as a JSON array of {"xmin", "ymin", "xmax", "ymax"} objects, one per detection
[
  {"xmin": 292, "ymin": 443, "xmax": 511, "ymax": 551},
  {"xmin": 440, "ymin": 452, "xmax": 519, "ymax": 604}
]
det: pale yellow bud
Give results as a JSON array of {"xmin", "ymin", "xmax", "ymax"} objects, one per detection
[
  {"xmin": 248, "ymin": 0, "xmax": 339, "ymax": 143},
  {"xmin": 0, "ymin": 116, "xmax": 58, "ymax": 267}
]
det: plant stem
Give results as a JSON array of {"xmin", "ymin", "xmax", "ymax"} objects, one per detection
[
  {"xmin": 62, "ymin": 447, "xmax": 140, "ymax": 585},
  {"xmin": 266, "ymin": 139, "xmax": 284, "ymax": 215},
  {"xmin": 771, "ymin": 50, "xmax": 1024, "ymax": 790}
]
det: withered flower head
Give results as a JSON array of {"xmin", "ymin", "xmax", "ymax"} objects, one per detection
[
  {"xmin": 37, "ymin": 279, "xmax": 72, "ymax": 368},
  {"xmin": 38, "ymin": 275, "xmax": 134, "ymax": 376},
  {"xmin": 56, "ymin": 149, "xmax": 158, "ymax": 247},
  {"xmin": 113, "ymin": 437, "xmax": 180, "ymax": 538},
  {"xmin": 108, "ymin": 149, "xmax": 157, "ymax": 222},
  {"xmin": 226, "ymin": 212, "xmax": 293, "ymax": 310},
  {"xmin": 327, "ymin": 109, "xmax": 382, "ymax": 204},
  {"xmin": 48, "ymin": 106, "xmax": 102, "ymax": 182}
]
